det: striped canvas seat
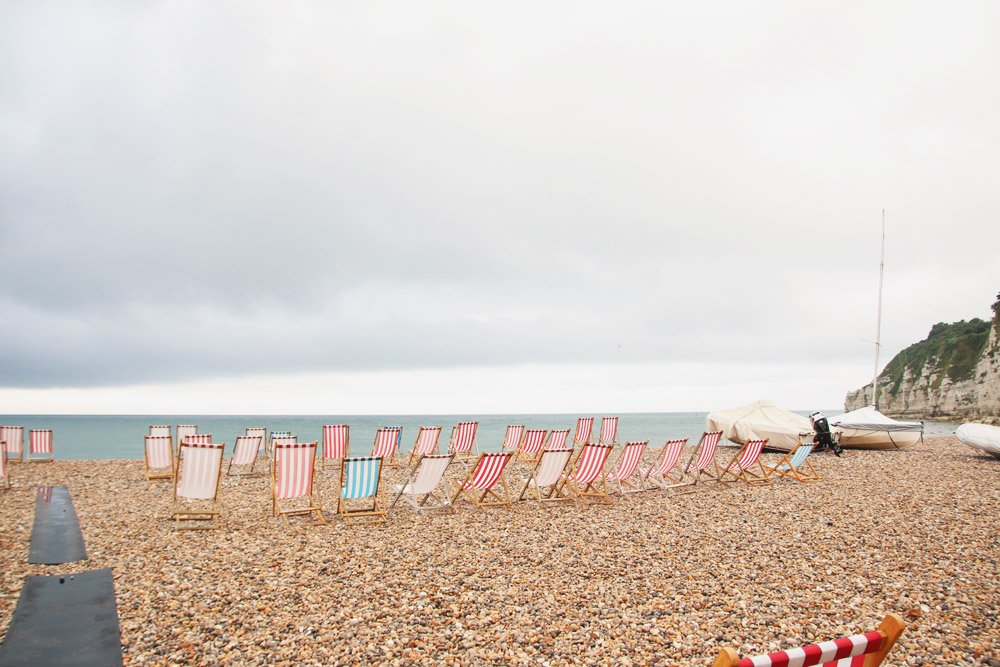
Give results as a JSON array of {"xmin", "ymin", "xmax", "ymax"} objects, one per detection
[
  {"xmin": 517, "ymin": 429, "xmax": 548, "ymax": 464},
  {"xmin": 0, "ymin": 426, "xmax": 24, "ymax": 463},
  {"xmin": 321, "ymin": 424, "xmax": 350, "ymax": 467},
  {"xmin": 273, "ymin": 441, "xmax": 326, "ymax": 525},
  {"xmin": 606, "ymin": 440, "xmax": 649, "ymax": 494},
  {"xmin": 448, "ymin": 421, "xmax": 479, "ymax": 460},
  {"xmin": 451, "ymin": 452, "xmax": 514, "ymax": 508},
  {"xmin": 565, "ymin": 443, "xmax": 615, "ymax": 504},
  {"xmin": 598, "ymin": 416, "xmax": 620, "ymax": 445},
  {"xmin": 682, "ymin": 431, "xmax": 723, "ymax": 486},
  {"xmin": 391, "ymin": 453, "xmax": 454, "ymax": 514},
  {"xmin": 407, "ymin": 426, "xmax": 442, "ymax": 466},
  {"xmin": 713, "ymin": 613, "xmax": 905, "ymax": 667},
  {"xmin": 171, "ymin": 442, "xmax": 225, "ymax": 530},
  {"xmin": 763, "ymin": 442, "xmax": 820, "ymax": 482},
  {"xmin": 227, "ymin": 435, "xmax": 263, "ymax": 476},
  {"xmin": 245, "ymin": 427, "xmax": 267, "ymax": 451},
  {"xmin": 176, "ymin": 424, "xmax": 198, "ymax": 447},
  {"xmin": 572, "ymin": 417, "xmax": 594, "ymax": 447},
  {"xmin": 639, "ymin": 438, "xmax": 688, "ymax": 489},
  {"xmin": 517, "ymin": 447, "xmax": 574, "ymax": 505},
  {"xmin": 372, "ymin": 427, "xmax": 401, "ymax": 465},
  {"xmin": 149, "ymin": 425, "xmax": 172, "ymax": 438},
  {"xmin": 499, "ymin": 425, "xmax": 526, "ymax": 452},
  {"xmin": 144, "ymin": 435, "xmax": 174, "ymax": 481},
  {"xmin": 338, "ymin": 456, "xmax": 387, "ymax": 524},
  {"xmin": 28, "ymin": 429, "xmax": 54, "ymax": 462},
  {"xmin": 548, "ymin": 428, "xmax": 571, "ymax": 449},
  {"xmin": 718, "ymin": 438, "xmax": 770, "ymax": 485}
]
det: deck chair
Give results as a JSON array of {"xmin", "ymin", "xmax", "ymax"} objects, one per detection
[
  {"xmin": 1, "ymin": 426, "xmax": 24, "ymax": 463},
  {"xmin": 713, "ymin": 613, "xmax": 905, "ymax": 667},
  {"xmin": 371, "ymin": 427, "xmax": 401, "ymax": 465},
  {"xmin": 272, "ymin": 441, "xmax": 326, "ymax": 525},
  {"xmin": 144, "ymin": 435, "xmax": 175, "ymax": 481},
  {"xmin": 448, "ymin": 421, "xmax": 479, "ymax": 461},
  {"xmin": 407, "ymin": 426, "xmax": 442, "ymax": 466},
  {"xmin": 267, "ymin": 431, "xmax": 292, "ymax": 457},
  {"xmin": 450, "ymin": 452, "xmax": 514, "ymax": 508},
  {"xmin": 227, "ymin": 435, "xmax": 263, "ymax": 476},
  {"xmin": 572, "ymin": 417, "xmax": 594, "ymax": 448},
  {"xmin": 548, "ymin": 428, "xmax": 571, "ymax": 449},
  {"xmin": 27, "ymin": 429, "xmax": 54, "ymax": 462},
  {"xmin": 605, "ymin": 440, "xmax": 649, "ymax": 494},
  {"xmin": 762, "ymin": 441, "xmax": 821, "ymax": 482},
  {"xmin": 639, "ymin": 438, "xmax": 688, "ymax": 489},
  {"xmin": 516, "ymin": 428, "xmax": 548, "ymax": 464},
  {"xmin": 679, "ymin": 430, "xmax": 723, "ymax": 487},
  {"xmin": 565, "ymin": 443, "xmax": 615, "ymax": 504},
  {"xmin": 246, "ymin": 427, "xmax": 267, "ymax": 455},
  {"xmin": 176, "ymin": 424, "xmax": 197, "ymax": 448},
  {"xmin": 598, "ymin": 416, "xmax": 620, "ymax": 446},
  {"xmin": 717, "ymin": 438, "xmax": 770, "ymax": 485},
  {"xmin": 517, "ymin": 446, "xmax": 574, "ymax": 506},
  {"xmin": 338, "ymin": 456, "xmax": 387, "ymax": 524},
  {"xmin": 390, "ymin": 453, "xmax": 454, "ymax": 514},
  {"xmin": 171, "ymin": 441, "xmax": 225, "ymax": 530},
  {"xmin": 321, "ymin": 424, "xmax": 350, "ymax": 469},
  {"xmin": 499, "ymin": 425, "xmax": 526, "ymax": 453},
  {"xmin": 149, "ymin": 425, "xmax": 172, "ymax": 438}
]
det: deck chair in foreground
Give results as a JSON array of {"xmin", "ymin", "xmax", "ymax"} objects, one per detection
[
  {"xmin": 144, "ymin": 435, "xmax": 175, "ymax": 482},
  {"xmin": 273, "ymin": 441, "xmax": 326, "ymax": 525},
  {"xmin": 517, "ymin": 446, "xmax": 574, "ymax": 506},
  {"xmin": 321, "ymin": 424, "xmax": 350, "ymax": 469},
  {"xmin": 499, "ymin": 425, "xmax": 526, "ymax": 453},
  {"xmin": 371, "ymin": 427, "xmax": 401, "ymax": 466},
  {"xmin": 605, "ymin": 440, "xmax": 649, "ymax": 494},
  {"xmin": 171, "ymin": 441, "xmax": 225, "ymax": 530},
  {"xmin": 598, "ymin": 416, "xmax": 620, "ymax": 446},
  {"xmin": 338, "ymin": 456, "xmax": 387, "ymax": 524},
  {"xmin": 639, "ymin": 438, "xmax": 688, "ymax": 489},
  {"xmin": 565, "ymin": 443, "xmax": 615, "ymax": 504},
  {"xmin": 407, "ymin": 426, "xmax": 442, "ymax": 466},
  {"xmin": 0, "ymin": 426, "xmax": 24, "ymax": 463},
  {"xmin": 227, "ymin": 435, "xmax": 263, "ymax": 476},
  {"xmin": 450, "ymin": 452, "xmax": 514, "ymax": 508},
  {"xmin": 713, "ymin": 613, "xmax": 905, "ymax": 667},
  {"xmin": 390, "ymin": 453, "xmax": 454, "ymax": 514},
  {"xmin": 717, "ymin": 438, "xmax": 770, "ymax": 486},
  {"xmin": 763, "ymin": 441, "xmax": 820, "ymax": 482},
  {"xmin": 679, "ymin": 430, "xmax": 723, "ymax": 488},
  {"xmin": 572, "ymin": 417, "xmax": 594, "ymax": 448},
  {"xmin": 27, "ymin": 429, "xmax": 54, "ymax": 462},
  {"xmin": 516, "ymin": 428, "xmax": 548, "ymax": 464},
  {"xmin": 448, "ymin": 421, "xmax": 479, "ymax": 461}
]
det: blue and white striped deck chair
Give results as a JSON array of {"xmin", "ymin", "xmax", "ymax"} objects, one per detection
[
  {"xmin": 762, "ymin": 441, "xmax": 820, "ymax": 482},
  {"xmin": 338, "ymin": 456, "xmax": 387, "ymax": 524}
]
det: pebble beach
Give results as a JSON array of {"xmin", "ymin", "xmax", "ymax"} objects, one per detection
[{"xmin": 1, "ymin": 436, "xmax": 998, "ymax": 666}]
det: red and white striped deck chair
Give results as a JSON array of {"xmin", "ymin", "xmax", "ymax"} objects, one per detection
[
  {"xmin": 246, "ymin": 427, "xmax": 267, "ymax": 452},
  {"xmin": 605, "ymin": 440, "xmax": 648, "ymax": 494},
  {"xmin": 372, "ymin": 427, "xmax": 401, "ymax": 465},
  {"xmin": 176, "ymin": 424, "xmax": 197, "ymax": 446},
  {"xmin": 448, "ymin": 421, "xmax": 479, "ymax": 461},
  {"xmin": 638, "ymin": 438, "xmax": 688, "ymax": 489},
  {"xmin": 450, "ymin": 451, "xmax": 514, "ymax": 508},
  {"xmin": 407, "ymin": 426, "xmax": 442, "ymax": 466},
  {"xmin": 227, "ymin": 435, "xmax": 264, "ymax": 476},
  {"xmin": 517, "ymin": 447, "xmax": 574, "ymax": 506},
  {"xmin": 27, "ymin": 429, "xmax": 54, "ymax": 462},
  {"xmin": 516, "ymin": 428, "xmax": 548, "ymax": 464},
  {"xmin": 681, "ymin": 430, "xmax": 723, "ymax": 486},
  {"xmin": 499, "ymin": 425, "xmax": 526, "ymax": 453},
  {"xmin": 391, "ymin": 453, "xmax": 455, "ymax": 514},
  {"xmin": 565, "ymin": 443, "xmax": 615, "ymax": 504},
  {"xmin": 713, "ymin": 613, "xmax": 905, "ymax": 667},
  {"xmin": 0, "ymin": 426, "xmax": 25, "ymax": 463},
  {"xmin": 144, "ymin": 435, "xmax": 175, "ymax": 481},
  {"xmin": 572, "ymin": 417, "xmax": 594, "ymax": 448},
  {"xmin": 548, "ymin": 428, "xmax": 571, "ymax": 450},
  {"xmin": 718, "ymin": 438, "xmax": 770, "ymax": 485},
  {"xmin": 1, "ymin": 443, "xmax": 9, "ymax": 490},
  {"xmin": 272, "ymin": 441, "xmax": 326, "ymax": 525},
  {"xmin": 598, "ymin": 416, "xmax": 620, "ymax": 446},
  {"xmin": 321, "ymin": 424, "xmax": 350, "ymax": 469},
  {"xmin": 171, "ymin": 441, "xmax": 225, "ymax": 530},
  {"xmin": 149, "ymin": 425, "xmax": 172, "ymax": 438}
]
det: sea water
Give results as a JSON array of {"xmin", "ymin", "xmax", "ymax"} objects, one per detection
[{"xmin": 0, "ymin": 412, "xmax": 956, "ymax": 460}]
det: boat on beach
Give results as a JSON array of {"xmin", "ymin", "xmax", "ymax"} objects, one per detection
[
  {"xmin": 706, "ymin": 399, "xmax": 815, "ymax": 452},
  {"xmin": 828, "ymin": 405, "xmax": 923, "ymax": 450},
  {"xmin": 956, "ymin": 422, "xmax": 1000, "ymax": 458}
]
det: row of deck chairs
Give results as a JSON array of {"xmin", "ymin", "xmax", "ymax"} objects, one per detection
[{"xmin": 0, "ymin": 426, "xmax": 55, "ymax": 463}]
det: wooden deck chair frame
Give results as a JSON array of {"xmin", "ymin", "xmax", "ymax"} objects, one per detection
[
  {"xmin": 517, "ymin": 446, "xmax": 574, "ymax": 506},
  {"xmin": 371, "ymin": 427, "xmax": 402, "ymax": 466},
  {"xmin": 678, "ymin": 430, "xmax": 723, "ymax": 489},
  {"xmin": 499, "ymin": 424, "xmax": 526, "ymax": 453},
  {"xmin": 713, "ymin": 613, "xmax": 905, "ymax": 667},
  {"xmin": 0, "ymin": 442, "xmax": 9, "ymax": 490},
  {"xmin": 27, "ymin": 429, "xmax": 54, "ymax": 462},
  {"xmin": 144, "ymin": 435, "xmax": 175, "ymax": 482},
  {"xmin": 321, "ymin": 424, "xmax": 350, "ymax": 470},
  {"xmin": 227, "ymin": 435, "xmax": 264, "ymax": 476},
  {"xmin": 450, "ymin": 452, "xmax": 514, "ymax": 508},
  {"xmin": 0, "ymin": 426, "xmax": 24, "ymax": 463},
  {"xmin": 717, "ymin": 438, "xmax": 770, "ymax": 486},
  {"xmin": 762, "ymin": 441, "xmax": 821, "ymax": 482},
  {"xmin": 407, "ymin": 426, "xmax": 443, "ymax": 466},
  {"xmin": 598, "ymin": 416, "xmax": 620, "ymax": 446},
  {"xmin": 171, "ymin": 441, "xmax": 225, "ymax": 530},
  {"xmin": 572, "ymin": 417, "xmax": 594, "ymax": 448},
  {"xmin": 338, "ymin": 456, "xmax": 387, "ymax": 524},
  {"xmin": 516, "ymin": 428, "xmax": 548, "ymax": 464},
  {"xmin": 639, "ymin": 438, "xmax": 688, "ymax": 489},
  {"xmin": 448, "ymin": 421, "xmax": 480, "ymax": 461},
  {"xmin": 606, "ymin": 440, "xmax": 649, "ymax": 494},
  {"xmin": 272, "ymin": 441, "xmax": 326, "ymax": 525},
  {"xmin": 390, "ymin": 453, "xmax": 455, "ymax": 514},
  {"xmin": 565, "ymin": 443, "xmax": 615, "ymax": 505}
]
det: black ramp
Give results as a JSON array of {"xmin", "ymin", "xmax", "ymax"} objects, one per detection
[
  {"xmin": 28, "ymin": 486, "xmax": 87, "ymax": 565},
  {"xmin": 0, "ymin": 568, "xmax": 123, "ymax": 667}
]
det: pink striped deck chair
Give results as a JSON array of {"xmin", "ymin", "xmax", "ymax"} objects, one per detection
[
  {"xmin": 450, "ymin": 451, "xmax": 514, "ymax": 508},
  {"xmin": 516, "ymin": 429, "xmax": 548, "ymax": 464},
  {"xmin": 1, "ymin": 426, "xmax": 25, "ymax": 463},
  {"xmin": 321, "ymin": 424, "xmax": 350, "ymax": 469},
  {"xmin": 1, "ymin": 442, "xmax": 9, "ymax": 490},
  {"xmin": 144, "ymin": 435, "xmax": 175, "ymax": 481},
  {"xmin": 605, "ymin": 440, "xmax": 648, "ymax": 494},
  {"xmin": 171, "ymin": 441, "xmax": 225, "ymax": 530},
  {"xmin": 407, "ymin": 426, "xmax": 442, "ymax": 466},
  {"xmin": 681, "ymin": 430, "xmax": 723, "ymax": 486},
  {"xmin": 565, "ymin": 443, "xmax": 615, "ymax": 504},
  {"xmin": 598, "ymin": 416, "xmax": 620, "ymax": 445},
  {"xmin": 149, "ymin": 425, "xmax": 172, "ymax": 438},
  {"xmin": 548, "ymin": 428, "xmax": 571, "ymax": 449},
  {"xmin": 517, "ymin": 447, "xmax": 574, "ymax": 505},
  {"xmin": 272, "ymin": 441, "xmax": 326, "ymax": 525},
  {"xmin": 638, "ymin": 438, "xmax": 688, "ymax": 489},
  {"xmin": 499, "ymin": 425, "xmax": 526, "ymax": 452},
  {"xmin": 246, "ymin": 427, "xmax": 267, "ymax": 451},
  {"xmin": 448, "ymin": 421, "xmax": 479, "ymax": 461},
  {"xmin": 718, "ymin": 438, "xmax": 770, "ymax": 485},
  {"xmin": 227, "ymin": 435, "xmax": 264, "ymax": 476},
  {"xmin": 572, "ymin": 417, "xmax": 594, "ymax": 448},
  {"xmin": 371, "ymin": 426, "xmax": 401, "ymax": 465},
  {"xmin": 27, "ymin": 429, "xmax": 54, "ymax": 462},
  {"xmin": 714, "ymin": 613, "xmax": 905, "ymax": 667},
  {"xmin": 391, "ymin": 453, "xmax": 455, "ymax": 514},
  {"xmin": 176, "ymin": 424, "xmax": 197, "ymax": 446}
]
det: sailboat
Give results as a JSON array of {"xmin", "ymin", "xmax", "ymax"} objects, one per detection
[{"xmin": 829, "ymin": 210, "xmax": 924, "ymax": 450}]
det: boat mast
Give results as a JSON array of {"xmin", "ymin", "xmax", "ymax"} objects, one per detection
[{"xmin": 872, "ymin": 209, "xmax": 885, "ymax": 408}]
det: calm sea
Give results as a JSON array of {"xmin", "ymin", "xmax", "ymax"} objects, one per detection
[{"xmin": 0, "ymin": 412, "xmax": 956, "ymax": 461}]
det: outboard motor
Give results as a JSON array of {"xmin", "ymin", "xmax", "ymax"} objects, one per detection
[{"xmin": 809, "ymin": 411, "xmax": 842, "ymax": 457}]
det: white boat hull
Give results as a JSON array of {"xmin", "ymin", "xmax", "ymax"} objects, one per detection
[
  {"xmin": 956, "ymin": 423, "xmax": 1000, "ymax": 458},
  {"xmin": 838, "ymin": 428, "xmax": 921, "ymax": 450}
]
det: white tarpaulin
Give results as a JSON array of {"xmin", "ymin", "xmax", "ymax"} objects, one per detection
[
  {"xmin": 706, "ymin": 399, "xmax": 814, "ymax": 452},
  {"xmin": 829, "ymin": 405, "xmax": 923, "ymax": 432}
]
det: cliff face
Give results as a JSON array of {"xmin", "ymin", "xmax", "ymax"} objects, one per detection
[{"xmin": 845, "ymin": 296, "xmax": 1000, "ymax": 424}]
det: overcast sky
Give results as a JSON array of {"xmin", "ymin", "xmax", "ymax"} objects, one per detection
[{"xmin": 1, "ymin": 1, "xmax": 998, "ymax": 414}]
